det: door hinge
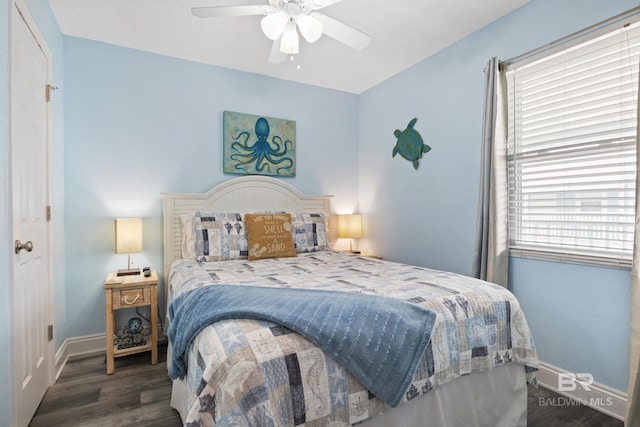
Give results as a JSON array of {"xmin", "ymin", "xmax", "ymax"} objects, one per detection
[
  {"xmin": 46, "ymin": 205, "xmax": 51, "ymax": 222},
  {"xmin": 45, "ymin": 84, "xmax": 58, "ymax": 102},
  {"xmin": 48, "ymin": 325, "xmax": 53, "ymax": 341}
]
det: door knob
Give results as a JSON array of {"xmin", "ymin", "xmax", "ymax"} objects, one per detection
[{"xmin": 15, "ymin": 240, "xmax": 34, "ymax": 254}]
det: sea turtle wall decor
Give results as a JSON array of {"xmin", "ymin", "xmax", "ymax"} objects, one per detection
[{"xmin": 392, "ymin": 117, "xmax": 431, "ymax": 170}]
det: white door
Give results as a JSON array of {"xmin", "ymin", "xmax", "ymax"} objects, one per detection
[{"xmin": 11, "ymin": 2, "xmax": 53, "ymax": 426}]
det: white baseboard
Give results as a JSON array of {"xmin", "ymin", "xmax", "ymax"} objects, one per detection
[
  {"xmin": 54, "ymin": 333, "xmax": 106, "ymax": 379},
  {"xmin": 54, "ymin": 330, "xmax": 167, "ymax": 380},
  {"xmin": 537, "ymin": 361, "xmax": 627, "ymax": 421}
]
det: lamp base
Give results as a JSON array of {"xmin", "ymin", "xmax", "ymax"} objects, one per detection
[{"xmin": 117, "ymin": 268, "xmax": 140, "ymax": 276}]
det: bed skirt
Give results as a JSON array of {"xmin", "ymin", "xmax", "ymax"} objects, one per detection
[{"xmin": 170, "ymin": 363, "xmax": 528, "ymax": 427}]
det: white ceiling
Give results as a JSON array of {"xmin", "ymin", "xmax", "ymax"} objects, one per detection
[{"xmin": 48, "ymin": 0, "xmax": 530, "ymax": 94}]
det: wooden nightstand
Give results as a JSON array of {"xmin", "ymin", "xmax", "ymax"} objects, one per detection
[{"xmin": 103, "ymin": 270, "xmax": 158, "ymax": 374}]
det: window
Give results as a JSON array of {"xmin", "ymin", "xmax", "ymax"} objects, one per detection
[{"xmin": 505, "ymin": 17, "xmax": 640, "ymax": 268}]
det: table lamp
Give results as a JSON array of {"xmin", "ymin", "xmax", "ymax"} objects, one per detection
[
  {"xmin": 114, "ymin": 218, "xmax": 142, "ymax": 276},
  {"xmin": 338, "ymin": 214, "xmax": 362, "ymax": 254}
]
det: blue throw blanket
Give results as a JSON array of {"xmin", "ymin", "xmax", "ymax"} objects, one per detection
[{"xmin": 168, "ymin": 285, "xmax": 437, "ymax": 407}]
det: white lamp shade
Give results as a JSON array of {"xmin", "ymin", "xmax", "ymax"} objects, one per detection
[
  {"xmin": 280, "ymin": 21, "xmax": 299, "ymax": 54},
  {"xmin": 114, "ymin": 218, "xmax": 143, "ymax": 254},
  {"xmin": 261, "ymin": 11, "xmax": 288, "ymax": 40},
  {"xmin": 338, "ymin": 214, "xmax": 362, "ymax": 239},
  {"xmin": 296, "ymin": 14, "xmax": 323, "ymax": 43}
]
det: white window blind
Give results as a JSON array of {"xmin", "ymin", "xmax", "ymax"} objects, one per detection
[{"xmin": 506, "ymin": 20, "xmax": 640, "ymax": 267}]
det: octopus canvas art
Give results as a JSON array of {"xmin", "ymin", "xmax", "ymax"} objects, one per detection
[{"xmin": 223, "ymin": 111, "xmax": 296, "ymax": 177}]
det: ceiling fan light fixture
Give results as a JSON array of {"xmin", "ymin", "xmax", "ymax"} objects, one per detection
[
  {"xmin": 296, "ymin": 14, "xmax": 323, "ymax": 43},
  {"xmin": 192, "ymin": 0, "xmax": 373, "ymax": 64},
  {"xmin": 280, "ymin": 21, "xmax": 299, "ymax": 54},
  {"xmin": 261, "ymin": 11, "xmax": 288, "ymax": 40}
]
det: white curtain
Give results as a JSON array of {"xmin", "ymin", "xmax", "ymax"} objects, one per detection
[
  {"xmin": 472, "ymin": 57, "xmax": 509, "ymax": 288},
  {"xmin": 627, "ymin": 64, "xmax": 640, "ymax": 426}
]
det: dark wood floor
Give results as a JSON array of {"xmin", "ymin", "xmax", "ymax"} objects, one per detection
[
  {"xmin": 30, "ymin": 345, "xmax": 623, "ymax": 426},
  {"xmin": 29, "ymin": 345, "xmax": 180, "ymax": 427}
]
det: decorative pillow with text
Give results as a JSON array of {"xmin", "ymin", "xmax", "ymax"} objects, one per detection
[{"xmin": 245, "ymin": 213, "xmax": 297, "ymax": 261}]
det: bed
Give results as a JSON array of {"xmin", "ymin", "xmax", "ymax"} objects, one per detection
[{"xmin": 162, "ymin": 176, "xmax": 538, "ymax": 427}]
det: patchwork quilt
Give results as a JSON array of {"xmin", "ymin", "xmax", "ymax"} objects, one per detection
[{"xmin": 167, "ymin": 251, "xmax": 538, "ymax": 426}]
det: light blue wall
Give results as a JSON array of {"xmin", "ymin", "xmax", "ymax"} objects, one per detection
[
  {"xmin": 62, "ymin": 37, "xmax": 360, "ymax": 339},
  {"xmin": 358, "ymin": 0, "xmax": 636, "ymax": 393},
  {"xmin": 510, "ymin": 257, "xmax": 631, "ymax": 390},
  {"xmin": 0, "ymin": 0, "xmax": 12, "ymax": 425}
]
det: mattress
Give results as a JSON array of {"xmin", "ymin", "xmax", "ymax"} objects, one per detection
[{"xmin": 166, "ymin": 251, "xmax": 538, "ymax": 426}]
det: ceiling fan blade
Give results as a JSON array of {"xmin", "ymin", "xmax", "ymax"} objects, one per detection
[
  {"xmin": 191, "ymin": 5, "xmax": 270, "ymax": 18},
  {"xmin": 312, "ymin": 13, "xmax": 370, "ymax": 50},
  {"xmin": 268, "ymin": 38, "xmax": 288, "ymax": 63}
]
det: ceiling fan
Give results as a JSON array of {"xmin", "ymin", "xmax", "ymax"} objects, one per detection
[{"xmin": 191, "ymin": 0, "xmax": 371, "ymax": 63}]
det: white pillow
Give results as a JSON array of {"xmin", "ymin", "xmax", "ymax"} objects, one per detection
[{"xmin": 180, "ymin": 214, "xmax": 197, "ymax": 259}]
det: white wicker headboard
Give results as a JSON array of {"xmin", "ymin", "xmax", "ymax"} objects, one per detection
[{"xmin": 161, "ymin": 176, "xmax": 333, "ymax": 292}]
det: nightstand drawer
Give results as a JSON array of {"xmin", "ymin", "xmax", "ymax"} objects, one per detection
[{"xmin": 112, "ymin": 287, "xmax": 150, "ymax": 309}]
